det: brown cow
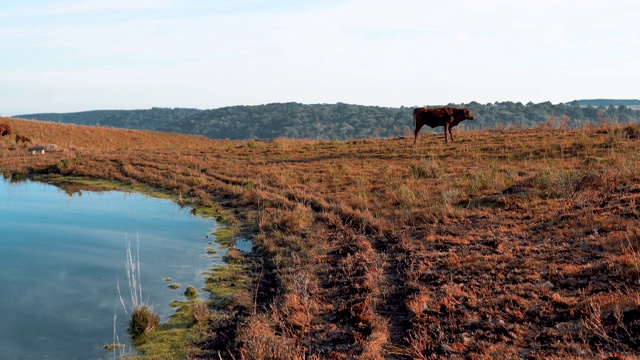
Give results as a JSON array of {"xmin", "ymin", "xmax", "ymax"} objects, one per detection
[
  {"xmin": 413, "ymin": 107, "xmax": 475, "ymax": 144},
  {"xmin": 0, "ymin": 123, "xmax": 11, "ymax": 137},
  {"xmin": 15, "ymin": 134, "xmax": 31, "ymax": 143}
]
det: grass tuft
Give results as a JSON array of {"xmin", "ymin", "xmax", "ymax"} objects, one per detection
[
  {"xmin": 128, "ymin": 304, "xmax": 161, "ymax": 339},
  {"xmin": 184, "ymin": 285, "xmax": 198, "ymax": 300},
  {"xmin": 409, "ymin": 161, "xmax": 443, "ymax": 179}
]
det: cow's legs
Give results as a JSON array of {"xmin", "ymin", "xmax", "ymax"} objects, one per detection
[
  {"xmin": 444, "ymin": 124, "xmax": 450, "ymax": 143},
  {"xmin": 449, "ymin": 127, "xmax": 455, "ymax": 142},
  {"xmin": 414, "ymin": 125, "xmax": 422, "ymax": 145}
]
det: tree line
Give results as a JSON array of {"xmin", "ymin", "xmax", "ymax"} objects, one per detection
[{"xmin": 14, "ymin": 100, "xmax": 640, "ymax": 141}]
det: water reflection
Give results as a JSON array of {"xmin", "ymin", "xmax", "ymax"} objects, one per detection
[{"xmin": 0, "ymin": 179, "xmax": 220, "ymax": 359}]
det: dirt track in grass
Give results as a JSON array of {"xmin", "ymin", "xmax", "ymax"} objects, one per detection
[{"xmin": 3, "ymin": 116, "xmax": 640, "ymax": 359}]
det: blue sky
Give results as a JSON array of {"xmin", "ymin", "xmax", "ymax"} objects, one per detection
[{"xmin": 2, "ymin": 0, "xmax": 639, "ymax": 115}]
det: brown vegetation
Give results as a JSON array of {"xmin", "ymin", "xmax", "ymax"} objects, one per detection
[{"xmin": 2, "ymin": 116, "xmax": 640, "ymax": 359}]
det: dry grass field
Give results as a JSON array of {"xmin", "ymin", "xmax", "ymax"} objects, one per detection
[{"xmin": 2, "ymin": 116, "xmax": 640, "ymax": 359}]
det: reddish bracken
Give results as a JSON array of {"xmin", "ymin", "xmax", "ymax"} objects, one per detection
[{"xmin": 15, "ymin": 134, "xmax": 31, "ymax": 143}]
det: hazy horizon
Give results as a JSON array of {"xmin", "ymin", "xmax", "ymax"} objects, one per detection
[
  {"xmin": 13, "ymin": 98, "xmax": 640, "ymax": 117},
  {"xmin": 2, "ymin": 1, "xmax": 639, "ymax": 115}
]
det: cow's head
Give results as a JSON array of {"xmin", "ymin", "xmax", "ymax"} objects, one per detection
[
  {"xmin": 453, "ymin": 108, "xmax": 475, "ymax": 123},
  {"xmin": 463, "ymin": 108, "xmax": 475, "ymax": 121}
]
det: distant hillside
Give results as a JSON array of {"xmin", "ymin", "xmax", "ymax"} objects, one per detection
[
  {"xmin": 15, "ymin": 107, "xmax": 203, "ymax": 132},
  {"xmin": 16, "ymin": 109, "xmax": 129, "ymax": 125},
  {"xmin": 569, "ymin": 99, "xmax": 640, "ymax": 107},
  {"xmin": 14, "ymin": 101, "xmax": 640, "ymax": 140},
  {"xmin": 177, "ymin": 102, "xmax": 410, "ymax": 140}
]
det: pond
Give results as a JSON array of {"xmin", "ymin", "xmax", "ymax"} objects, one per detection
[{"xmin": 0, "ymin": 178, "xmax": 223, "ymax": 359}]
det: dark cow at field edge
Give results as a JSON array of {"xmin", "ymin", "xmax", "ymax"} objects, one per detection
[
  {"xmin": 413, "ymin": 107, "xmax": 475, "ymax": 144},
  {"xmin": 0, "ymin": 123, "xmax": 12, "ymax": 137}
]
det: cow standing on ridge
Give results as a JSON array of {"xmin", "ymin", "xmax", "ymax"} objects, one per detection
[{"xmin": 413, "ymin": 107, "xmax": 475, "ymax": 144}]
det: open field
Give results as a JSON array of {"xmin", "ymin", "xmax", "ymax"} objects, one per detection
[{"xmin": 2, "ymin": 117, "xmax": 640, "ymax": 359}]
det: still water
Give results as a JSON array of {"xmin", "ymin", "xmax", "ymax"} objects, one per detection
[{"xmin": 0, "ymin": 179, "xmax": 220, "ymax": 359}]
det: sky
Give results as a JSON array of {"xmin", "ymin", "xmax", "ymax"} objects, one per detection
[{"xmin": 1, "ymin": 0, "xmax": 639, "ymax": 115}]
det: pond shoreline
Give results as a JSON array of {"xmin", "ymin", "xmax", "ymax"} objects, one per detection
[{"xmin": 9, "ymin": 174, "xmax": 257, "ymax": 358}]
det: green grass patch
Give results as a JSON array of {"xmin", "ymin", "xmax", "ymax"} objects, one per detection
[
  {"xmin": 212, "ymin": 226, "xmax": 236, "ymax": 249},
  {"xmin": 128, "ymin": 300, "xmax": 231, "ymax": 358},
  {"xmin": 132, "ymin": 309, "xmax": 232, "ymax": 359},
  {"xmin": 190, "ymin": 204, "xmax": 229, "ymax": 223},
  {"xmin": 203, "ymin": 263, "xmax": 252, "ymax": 309},
  {"xmin": 184, "ymin": 285, "xmax": 199, "ymax": 300},
  {"xmin": 169, "ymin": 300, "xmax": 184, "ymax": 308}
]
